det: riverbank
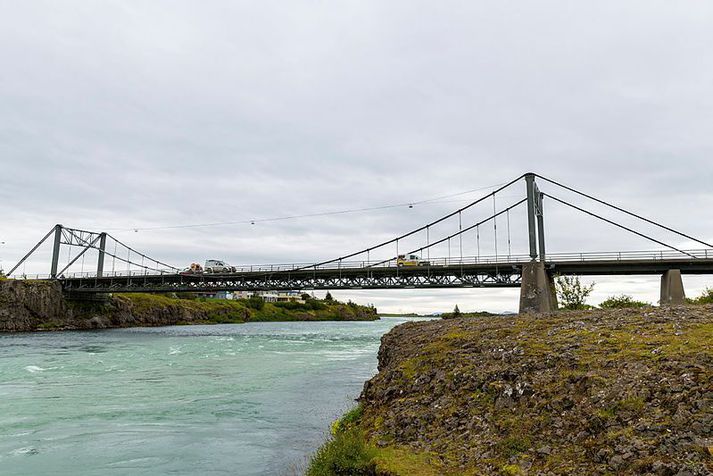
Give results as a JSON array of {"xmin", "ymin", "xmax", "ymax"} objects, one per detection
[
  {"xmin": 310, "ymin": 305, "xmax": 713, "ymax": 475},
  {"xmin": 0, "ymin": 280, "xmax": 378, "ymax": 332}
]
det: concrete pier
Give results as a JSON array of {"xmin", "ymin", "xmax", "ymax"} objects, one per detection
[
  {"xmin": 519, "ymin": 262, "xmax": 558, "ymax": 313},
  {"xmin": 660, "ymin": 269, "xmax": 686, "ymax": 305}
]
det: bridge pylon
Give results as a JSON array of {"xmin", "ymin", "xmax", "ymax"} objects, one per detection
[
  {"xmin": 520, "ymin": 174, "xmax": 556, "ymax": 313},
  {"xmin": 660, "ymin": 269, "xmax": 686, "ymax": 305}
]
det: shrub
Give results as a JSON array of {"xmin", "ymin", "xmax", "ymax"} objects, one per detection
[
  {"xmin": 307, "ymin": 428, "xmax": 377, "ymax": 476},
  {"xmin": 689, "ymin": 287, "xmax": 713, "ymax": 304},
  {"xmin": 308, "ymin": 299, "xmax": 327, "ymax": 311},
  {"xmin": 555, "ymin": 275, "xmax": 595, "ymax": 310},
  {"xmin": 331, "ymin": 405, "xmax": 363, "ymax": 435},
  {"xmin": 599, "ymin": 295, "xmax": 650, "ymax": 309},
  {"xmin": 246, "ymin": 295, "xmax": 265, "ymax": 310},
  {"xmin": 274, "ymin": 301, "xmax": 311, "ymax": 311},
  {"xmin": 308, "ymin": 405, "xmax": 377, "ymax": 476}
]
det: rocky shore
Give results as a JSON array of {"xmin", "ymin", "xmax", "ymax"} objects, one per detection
[
  {"xmin": 0, "ymin": 280, "xmax": 378, "ymax": 332},
  {"xmin": 312, "ymin": 305, "xmax": 713, "ymax": 475}
]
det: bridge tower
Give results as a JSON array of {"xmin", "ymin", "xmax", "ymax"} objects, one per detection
[{"xmin": 519, "ymin": 173, "xmax": 558, "ymax": 314}]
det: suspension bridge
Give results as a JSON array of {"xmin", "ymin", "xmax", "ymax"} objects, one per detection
[{"xmin": 7, "ymin": 173, "xmax": 713, "ymax": 313}]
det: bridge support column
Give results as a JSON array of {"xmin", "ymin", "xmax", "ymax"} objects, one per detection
[
  {"xmin": 50, "ymin": 224, "xmax": 63, "ymax": 279},
  {"xmin": 660, "ymin": 269, "xmax": 685, "ymax": 306},
  {"xmin": 97, "ymin": 233, "xmax": 107, "ymax": 277},
  {"xmin": 519, "ymin": 262, "xmax": 557, "ymax": 314}
]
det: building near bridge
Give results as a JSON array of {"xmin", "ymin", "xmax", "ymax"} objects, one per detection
[{"xmin": 232, "ymin": 290, "xmax": 307, "ymax": 304}]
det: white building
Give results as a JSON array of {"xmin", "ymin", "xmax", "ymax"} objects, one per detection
[{"xmin": 232, "ymin": 290, "xmax": 307, "ymax": 304}]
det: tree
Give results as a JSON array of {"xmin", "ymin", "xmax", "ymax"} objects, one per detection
[
  {"xmin": 555, "ymin": 275, "xmax": 595, "ymax": 310},
  {"xmin": 325, "ymin": 292, "xmax": 334, "ymax": 301},
  {"xmin": 453, "ymin": 304, "xmax": 461, "ymax": 317}
]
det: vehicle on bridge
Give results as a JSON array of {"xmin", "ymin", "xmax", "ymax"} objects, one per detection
[
  {"xmin": 204, "ymin": 259, "xmax": 237, "ymax": 273},
  {"xmin": 180, "ymin": 263, "xmax": 204, "ymax": 275},
  {"xmin": 397, "ymin": 254, "xmax": 430, "ymax": 267}
]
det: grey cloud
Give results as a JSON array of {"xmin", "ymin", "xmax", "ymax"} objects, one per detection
[{"xmin": 1, "ymin": 1, "xmax": 712, "ymax": 312}]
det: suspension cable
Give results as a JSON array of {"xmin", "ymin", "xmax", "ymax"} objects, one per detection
[
  {"xmin": 536, "ymin": 174, "xmax": 713, "ymax": 248},
  {"xmin": 291, "ymin": 174, "xmax": 526, "ymax": 271},
  {"xmin": 458, "ymin": 211, "xmax": 463, "ymax": 262},
  {"xmin": 493, "ymin": 195, "xmax": 498, "ymax": 261},
  {"xmin": 107, "ymin": 233, "xmax": 178, "ymax": 270},
  {"xmin": 426, "ymin": 226, "xmax": 430, "ymax": 262},
  {"xmin": 366, "ymin": 198, "xmax": 527, "ymax": 267},
  {"xmin": 476, "ymin": 225, "xmax": 480, "ymax": 261},
  {"xmin": 112, "ymin": 240, "xmax": 117, "ymax": 273},
  {"xmin": 507, "ymin": 209, "xmax": 512, "ymax": 258},
  {"xmin": 543, "ymin": 193, "xmax": 696, "ymax": 258},
  {"xmin": 64, "ymin": 230, "xmax": 168, "ymax": 274}
]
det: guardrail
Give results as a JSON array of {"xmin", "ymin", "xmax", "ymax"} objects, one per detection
[{"xmin": 8, "ymin": 248, "xmax": 713, "ymax": 281}]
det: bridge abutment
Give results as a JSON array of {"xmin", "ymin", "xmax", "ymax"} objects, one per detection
[
  {"xmin": 519, "ymin": 262, "xmax": 558, "ymax": 314},
  {"xmin": 660, "ymin": 269, "xmax": 686, "ymax": 305}
]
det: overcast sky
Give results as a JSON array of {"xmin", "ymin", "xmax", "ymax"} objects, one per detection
[{"xmin": 1, "ymin": 1, "xmax": 712, "ymax": 312}]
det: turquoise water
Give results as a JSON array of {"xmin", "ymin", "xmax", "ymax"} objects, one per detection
[{"xmin": 0, "ymin": 318, "xmax": 418, "ymax": 475}]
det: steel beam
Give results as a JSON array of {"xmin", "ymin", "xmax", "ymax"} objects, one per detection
[
  {"xmin": 50, "ymin": 224, "xmax": 63, "ymax": 278},
  {"xmin": 97, "ymin": 233, "xmax": 107, "ymax": 277},
  {"xmin": 525, "ymin": 173, "xmax": 538, "ymax": 261},
  {"xmin": 7, "ymin": 226, "xmax": 56, "ymax": 276},
  {"xmin": 536, "ymin": 192, "xmax": 546, "ymax": 262}
]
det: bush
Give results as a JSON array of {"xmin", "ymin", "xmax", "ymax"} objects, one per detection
[
  {"xmin": 308, "ymin": 405, "xmax": 377, "ymax": 476},
  {"xmin": 331, "ymin": 405, "xmax": 363, "ymax": 435},
  {"xmin": 246, "ymin": 295, "xmax": 265, "ymax": 310},
  {"xmin": 599, "ymin": 295, "xmax": 650, "ymax": 309},
  {"xmin": 689, "ymin": 287, "xmax": 713, "ymax": 304},
  {"xmin": 555, "ymin": 275, "xmax": 595, "ymax": 310},
  {"xmin": 307, "ymin": 428, "xmax": 377, "ymax": 476},
  {"xmin": 274, "ymin": 301, "xmax": 310, "ymax": 311}
]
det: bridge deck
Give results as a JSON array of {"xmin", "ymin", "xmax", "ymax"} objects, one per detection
[{"xmin": 57, "ymin": 255, "xmax": 713, "ymax": 293}]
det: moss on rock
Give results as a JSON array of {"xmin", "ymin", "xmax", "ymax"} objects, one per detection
[{"xmin": 328, "ymin": 305, "xmax": 713, "ymax": 475}]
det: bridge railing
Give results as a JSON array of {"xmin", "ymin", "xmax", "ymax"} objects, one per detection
[{"xmin": 9, "ymin": 248, "xmax": 713, "ymax": 281}]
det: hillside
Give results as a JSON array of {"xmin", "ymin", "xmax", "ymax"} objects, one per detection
[
  {"xmin": 0, "ymin": 280, "xmax": 378, "ymax": 332},
  {"xmin": 311, "ymin": 305, "xmax": 713, "ymax": 475}
]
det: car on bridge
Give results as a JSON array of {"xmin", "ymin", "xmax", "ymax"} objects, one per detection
[
  {"xmin": 204, "ymin": 259, "xmax": 237, "ymax": 273},
  {"xmin": 397, "ymin": 254, "xmax": 430, "ymax": 267},
  {"xmin": 180, "ymin": 263, "xmax": 204, "ymax": 275}
]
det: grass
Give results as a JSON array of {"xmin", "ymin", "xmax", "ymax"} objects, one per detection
[
  {"xmin": 308, "ymin": 406, "xmax": 377, "ymax": 476},
  {"xmin": 308, "ymin": 405, "xmax": 444, "ymax": 476},
  {"xmin": 112, "ymin": 293, "xmax": 378, "ymax": 325}
]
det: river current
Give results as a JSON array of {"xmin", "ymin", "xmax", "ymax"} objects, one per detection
[{"xmin": 0, "ymin": 317, "xmax": 421, "ymax": 475}]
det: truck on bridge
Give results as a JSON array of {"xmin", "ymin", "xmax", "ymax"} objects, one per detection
[{"xmin": 397, "ymin": 254, "xmax": 430, "ymax": 267}]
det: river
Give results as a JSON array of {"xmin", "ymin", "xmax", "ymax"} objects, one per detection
[{"xmin": 0, "ymin": 317, "xmax": 423, "ymax": 475}]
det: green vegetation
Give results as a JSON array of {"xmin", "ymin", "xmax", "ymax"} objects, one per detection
[
  {"xmin": 308, "ymin": 405, "xmax": 443, "ymax": 476},
  {"xmin": 555, "ymin": 275, "xmax": 595, "ymax": 310},
  {"xmin": 688, "ymin": 287, "xmax": 713, "ymax": 304},
  {"xmin": 343, "ymin": 304, "xmax": 713, "ymax": 474},
  {"xmin": 307, "ymin": 427, "xmax": 377, "ymax": 476},
  {"xmin": 246, "ymin": 294, "xmax": 265, "ymax": 310},
  {"xmin": 308, "ymin": 405, "xmax": 377, "ymax": 476},
  {"xmin": 599, "ymin": 294, "xmax": 651, "ymax": 309},
  {"xmin": 113, "ymin": 292, "xmax": 378, "ymax": 325},
  {"xmin": 441, "ymin": 310, "xmax": 497, "ymax": 320}
]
